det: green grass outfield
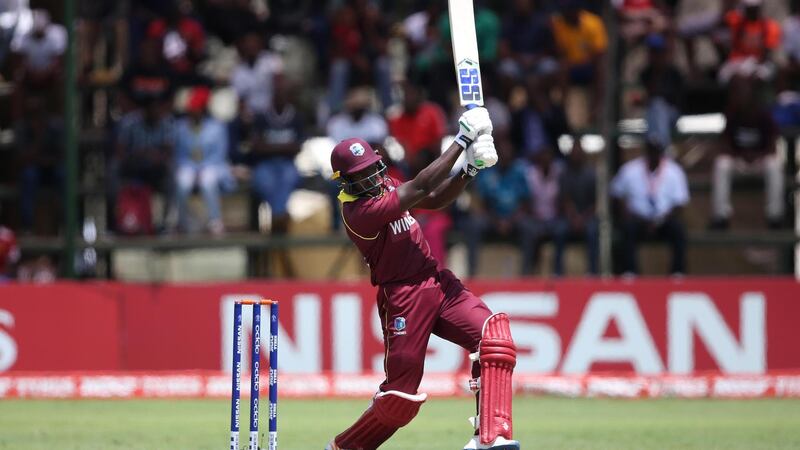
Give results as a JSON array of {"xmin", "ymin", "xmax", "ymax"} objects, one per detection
[{"xmin": 1, "ymin": 397, "xmax": 799, "ymax": 449}]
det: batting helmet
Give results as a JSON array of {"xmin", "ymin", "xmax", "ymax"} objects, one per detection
[{"xmin": 331, "ymin": 138, "xmax": 387, "ymax": 196}]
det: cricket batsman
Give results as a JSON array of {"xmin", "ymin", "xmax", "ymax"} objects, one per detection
[{"xmin": 325, "ymin": 107, "xmax": 519, "ymax": 450}]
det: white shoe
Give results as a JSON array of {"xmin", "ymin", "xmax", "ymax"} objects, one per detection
[{"xmin": 463, "ymin": 435, "xmax": 521, "ymax": 450}]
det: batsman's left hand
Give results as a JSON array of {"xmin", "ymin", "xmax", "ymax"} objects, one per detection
[{"xmin": 462, "ymin": 135, "xmax": 498, "ymax": 177}]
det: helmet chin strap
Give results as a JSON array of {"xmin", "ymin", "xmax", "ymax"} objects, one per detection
[
  {"xmin": 344, "ymin": 161, "xmax": 388, "ymax": 197},
  {"xmin": 362, "ymin": 187, "xmax": 384, "ymax": 198}
]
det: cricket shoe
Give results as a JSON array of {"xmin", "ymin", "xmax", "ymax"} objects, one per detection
[{"xmin": 463, "ymin": 436, "xmax": 520, "ymax": 450}]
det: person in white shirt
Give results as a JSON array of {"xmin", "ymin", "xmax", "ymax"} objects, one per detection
[
  {"xmin": 611, "ymin": 139, "xmax": 689, "ymax": 275},
  {"xmin": 326, "ymin": 87, "xmax": 388, "ymax": 146},
  {"xmin": 11, "ymin": 9, "xmax": 66, "ymax": 76},
  {"xmin": 230, "ymin": 31, "xmax": 283, "ymax": 117},
  {"xmin": 11, "ymin": 9, "xmax": 65, "ymax": 116}
]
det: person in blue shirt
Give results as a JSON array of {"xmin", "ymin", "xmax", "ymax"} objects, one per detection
[
  {"xmin": 112, "ymin": 96, "xmax": 174, "ymax": 234},
  {"xmin": 174, "ymin": 86, "xmax": 232, "ymax": 235},
  {"xmin": 462, "ymin": 133, "xmax": 537, "ymax": 276}
]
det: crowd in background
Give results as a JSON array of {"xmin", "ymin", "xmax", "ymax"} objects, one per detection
[{"xmin": 1, "ymin": 0, "xmax": 799, "ymax": 280}]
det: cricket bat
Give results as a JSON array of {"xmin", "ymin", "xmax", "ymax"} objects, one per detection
[{"xmin": 448, "ymin": 0, "xmax": 484, "ymax": 109}]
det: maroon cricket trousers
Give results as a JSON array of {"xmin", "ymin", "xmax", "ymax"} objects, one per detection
[{"xmin": 376, "ymin": 269, "xmax": 492, "ymax": 394}]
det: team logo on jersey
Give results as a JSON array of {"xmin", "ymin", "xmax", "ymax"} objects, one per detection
[
  {"xmin": 350, "ymin": 142, "xmax": 365, "ymax": 156},
  {"xmin": 392, "ymin": 317, "xmax": 407, "ymax": 336}
]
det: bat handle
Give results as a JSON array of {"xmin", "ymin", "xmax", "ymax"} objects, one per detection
[{"xmin": 465, "ymin": 104, "xmax": 478, "ymax": 110}]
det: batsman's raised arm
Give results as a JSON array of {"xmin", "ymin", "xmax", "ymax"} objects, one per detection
[
  {"xmin": 396, "ymin": 107, "xmax": 496, "ymax": 211},
  {"xmin": 415, "ymin": 134, "xmax": 497, "ymax": 210}
]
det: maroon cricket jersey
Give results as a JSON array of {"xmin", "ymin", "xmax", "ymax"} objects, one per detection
[{"xmin": 339, "ymin": 176, "xmax": 438, "ymax": 286}]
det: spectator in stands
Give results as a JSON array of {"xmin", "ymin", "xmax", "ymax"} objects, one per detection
[
  {"xmin": 676, "ymin": 0, "xmax": 736, "ymax": 78},
  {"xmin": 775, "ymin": 2, "xmax": 800, "ymax": 129},
  {"xmin": 242, "ymin": 77, "xmax": 304, "ymax": 235},
  {"xmin": 554, "ymin": 139, "xmax": 598, "ymax": 275},
  {"xmin": 231, "ymin": 30, "xmax": 284, "ymax": 117},
  {"xmin": 327, "ymin": 88, "xmax": 388, "ymax": 146},
  {"xmin": 0, "ymin": 225, "xmax": 20, "ymax": 282},
  {"xmin": 119, "ymin": 37, "xmax": 175, "ymax": 111},
  {"xmin": 551, "ymin": 0, "xmax": 608, "ymax": 127},
  {"xmin": 11, "ymin": 9, "xmax": 66, "ymax": 117},
  {"xmin": 402, "ymin": 4, "xmax": 450, "ymax": 109},
  {"xmin": 710, "ymin": 76, "xmax": 784, "ymax": 229},
  {"xmin": 77, "ymin": 0, "xmax": 128, "ymax": 86},
  {"xmin": 267, "ymin": 0, "xmax": 316, "ymax": 36},
  {"xmin": 498, "ymin": 0, "xmax": 558, "ymax": 83},
  {"xmin": 403, "ymin": 2, "xmax": 445, "ymax": 57},
  {"xmin": 15, "ymin": 96, "xmax": 63, "ymax": 234},
  {"xmin": 146, "ymin": 2, "xmax": 206, "ymax": 86},
  {"xmin": 526, "ymin": 146, "xmax": 565, "ymax": 275},
  {"xmin": 112, "ymin": 97, "xmax": 174, "ymax": 234},
  {"xmin": 174, "ymin": 86, "xmax": 231, "ymax": 235},
  {"xmin": 16, "ymin": 255, "xmax": 56, "ymax": 284},
  {"xmin": 780, "ymin": 1, "xmax": 800, "ymax": 91},
  {"xmin": 611, "ymin": 139, "xmax": 688, "ymax": 275},
  {"xmin": 612, "ymin": 0, "xmax": 669, "ymax": 45},
  {"xmin": 199, "ymin": 0, "xmax": 267, "ymax": 46},
  {"xmin": 328, "ymin": 0, "xmax": 392, "ymax": 113},
  {"xmin": 388, "ymin": 80, "xmax": 447, "ymax": 176},
  {"xmin": 639, "ymin": 33, "xmax": 684, "ymax": 149},
  {"xmin": 773, "ymin": 90, "xmax": 800, "ymax": 129},
  {"xmin": 484, "ymin": 70, "xmax": 515, "ymax": 133},
  {"xmin": 718, "ymin": 0, "xmax": 781, "ymax": 84},
  {"xmin": 11, "ymin": 9, "xmax": 65, "ymax": 84},
  {"xmin": 293, "ymin": 0, "xmax": 333, "ymax": 76},
  {"xmin": 516, "ymin": 75, "xmax": 570, "ymax": 158},
  {"xmin": 463, "ymin": 134, "xmax": 536, "ymax": 276}
]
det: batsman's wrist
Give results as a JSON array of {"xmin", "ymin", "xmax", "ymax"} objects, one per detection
[
  {"xmin": 461, "ymin": 162, "xmax": 479, "ymax": 178},
  {"xmin": 455, "ymin": 132, "xmax": 474, "ymax": 150}
]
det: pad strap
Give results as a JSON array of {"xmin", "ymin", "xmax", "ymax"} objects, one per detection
[
  {"xmin": 468, "ymin": 377, "xmax": 481, "ymax": 394},
  {"xmin": 479, "ymin": 313, "xmax": 516, "ymax": 444},
  {"xmin": 334, "ymin": 390, "xmax": 427, "ymax": 450}
]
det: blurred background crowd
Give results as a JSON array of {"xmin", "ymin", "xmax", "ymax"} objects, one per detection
[{"xmin": 0, "ymin": 0, "xmax": 798, "ymax": 281}]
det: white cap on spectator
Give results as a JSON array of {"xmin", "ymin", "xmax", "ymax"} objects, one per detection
[{"xmin": 741, "ymin": 0, "xmax": 762, "ymax": 6}]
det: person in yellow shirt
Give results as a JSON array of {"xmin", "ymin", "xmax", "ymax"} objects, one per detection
[{"xmin": 551, "ymin": 0, "xmax": 608, "ymax": 126}]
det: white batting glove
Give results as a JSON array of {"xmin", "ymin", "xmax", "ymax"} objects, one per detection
[
  {"xmin": 454, "ymin": 107, "xmax": 493, "ymax": 149},
  {"xmin": 462, "ymin": 134, "xmax": 498, "ymax": 177}
]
